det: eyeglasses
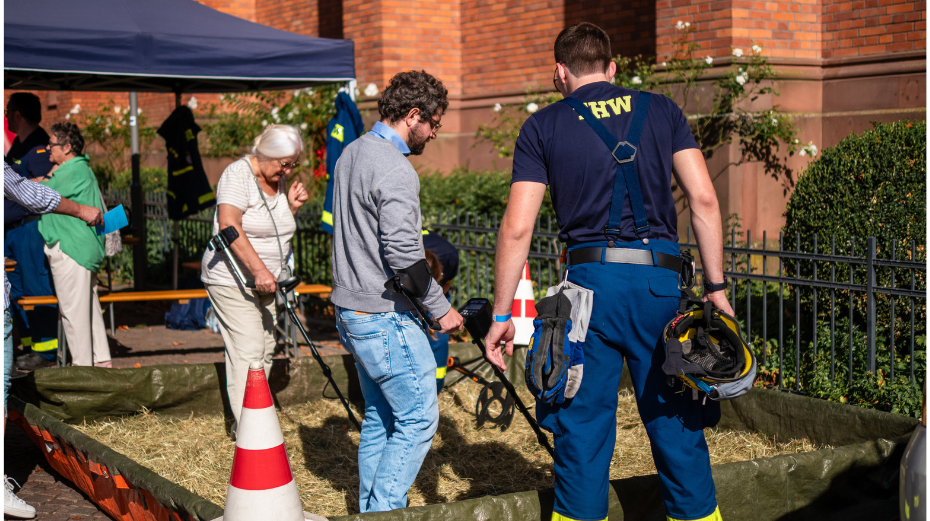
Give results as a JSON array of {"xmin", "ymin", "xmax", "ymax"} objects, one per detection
[
  {"xmin": 47, "ymin": 141, "xmax": 63, "ymax": 148},
  {"xmin": 421, "ymin": 118, "xmax": 442, "ymax": 132},
  {"xmin": 278, "ymin": 159, "xmax": 300, "ymax": 169}
]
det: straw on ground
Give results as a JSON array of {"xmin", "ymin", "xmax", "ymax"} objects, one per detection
[{"xmin": 78, "ymin": 384, "xmax": 829, "ymax": 518}]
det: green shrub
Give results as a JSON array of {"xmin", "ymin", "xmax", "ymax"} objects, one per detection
[
  {"xmin": 784, "ymin": 120, "xmax": 926, "ymax": 248},
  {"xmin": 418, "ymin": 167, "xmax": 554, "ymax": 219},
  {"xmin": 108, "ymin": 167, "xmax": 168, "ymax": 192}
]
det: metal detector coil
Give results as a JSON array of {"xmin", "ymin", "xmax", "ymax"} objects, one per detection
[{"xmin": 447, "ymin": 356, "xmax": 515, "ymax": 431}]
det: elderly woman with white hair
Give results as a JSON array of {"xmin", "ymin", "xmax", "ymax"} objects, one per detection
[{"xmin": 201, "ymin": 125, "xmax": 309, "ymax": 432}]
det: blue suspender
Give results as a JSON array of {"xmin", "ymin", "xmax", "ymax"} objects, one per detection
[{"xmin": 559, "ymin": 92, "xmax": 652, "ymax": 241}]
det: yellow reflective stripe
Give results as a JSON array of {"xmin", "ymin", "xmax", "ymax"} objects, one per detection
[
  {"xmin": 31, "ymin": 338, "xmax": 58, "ymax": 352},
  {"xmin": 20, "ymin": 337, "xmax": 33, "ymax": 347},
  {"xmin": 322, "ymin": 210, "xmax": 333, "ymax": 226},
  {"xmin": 422, "ymin": 229, "xmax": 429, "ymax": 235},
  {"xmin": 436, "ymin": 366, "xmax": 447, "ymax": 379},
  {"xmin": 552, "ymin": 513, "xmax": 606, "ymax": 521},
  {"xmin": 172, "ymin": 165, "xmax": 194, "ymax": 176},
  {"xmin": 668, "ymin": 506, "xmax": 722, "ymax": 521},
  {"xmin": 198, "ymin": 192, "xmax": 216, "ymax": 204}
]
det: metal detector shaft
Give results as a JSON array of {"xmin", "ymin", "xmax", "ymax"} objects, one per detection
[
  {"xmin": 280, "ymin": 292, "xmax": 362, "ymax": 432},
  {"xmin": 474, "ymin": 338, "xmax": 554, "ymax": 457}
]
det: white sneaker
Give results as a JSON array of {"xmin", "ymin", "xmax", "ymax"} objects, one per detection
[{"xmin": 4, "ymin": 475, "xmax": 36, "ymax": 519}]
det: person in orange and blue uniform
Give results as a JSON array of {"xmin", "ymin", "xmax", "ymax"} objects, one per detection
[
  {"xmin": 485, "ymin": 23, "xmax": 735, "ymax": 521},
  {"xmin": 4, "ymin": 93, "xmax": 59, "ymax": 371}
]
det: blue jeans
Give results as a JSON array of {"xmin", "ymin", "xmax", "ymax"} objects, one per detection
[
  {"xmin": 335, "ymin": 307, "xmax": 439, "ymax": 513},
  {"xmin": 5, "ymin": 308, "xmax": 13, "ymax": 415}
]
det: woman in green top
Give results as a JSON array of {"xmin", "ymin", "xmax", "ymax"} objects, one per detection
[{"xmin": 38, "ymin": 122, "xmax": 111, "ymax": 367}]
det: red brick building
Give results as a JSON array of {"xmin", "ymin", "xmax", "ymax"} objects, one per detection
[{"xmin": 7, "ymin": 0, "xmax": 925, "ymax": 233}]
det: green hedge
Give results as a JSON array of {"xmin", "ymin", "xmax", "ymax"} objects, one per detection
[{"xmin": 784, "ymin": 120, "xmax": 925, "ymax": 248}]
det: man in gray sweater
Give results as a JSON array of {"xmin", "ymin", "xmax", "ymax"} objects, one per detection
[{"xmin": 331, "ymin": 70, "xmax": 463, "ymax": 513}]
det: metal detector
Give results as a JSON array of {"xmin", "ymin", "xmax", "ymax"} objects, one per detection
[
  {"xmin": 457, "ymin": 298, "xmax": 554, "ymax": 457},
  {"xmin": 208, "ymin": 226, "xmax": 362, "ymax": 431}
]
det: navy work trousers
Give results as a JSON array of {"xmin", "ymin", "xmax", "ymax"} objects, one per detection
[
  {"xmin": 537, "ymin": 239, "xmax": 720, "ymax": 521},
  {"xmin": 4, "ymin": 220, "xmax": 59, "ymax": 357}
]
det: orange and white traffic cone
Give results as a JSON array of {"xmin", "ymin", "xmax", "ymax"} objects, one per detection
[
  {"xmin": 212, "ymin": 362, "xmax": 326, "ymax": 521},
  {"xmin": 512, "ymin": 261, "xmax": 537, "ymax": 345}
]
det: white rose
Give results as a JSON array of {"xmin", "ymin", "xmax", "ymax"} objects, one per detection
[
  {"xmin": 771, "ymin": 118, "xmax": 778, "ymax": 125},
  {"xmin": 261, "ymin": 120, "xmax": 268, "ymax": 127},
  {"xmin": 684, "ymin": 22, "xmax": 690, "ymax": 27},
  {"xmin": 493, "ymin": 103, "xmax": 502, "ymax": 112},
  {"xmin": 631, "ymin": 76, "xmax": 642, "ymax": 85},
  {"xmin": 187, "ymin": 97, "xmax": 198, "ymax": 110},
  {"xmin": 137, "ymin": 108, "xmax": 142, "ymax": 115},
  {"xmin": 705, "ymin": 56, "xmax": 714, "ymax": 65},
  {"xmin": 306, "ymin": 103, "xmax": 313, "ymax": 109},
  {"xmin": 64, "ymin": 113, "xmax": 71, "ymax": 120},
  {"xmin": 526, "ymin": 102, "xmax": 539, "ymax": 113},
  {"xmin": 676, "ymin": 20, "xmax": 684, "ymax": 30},
  {"xmin": 364, "ymin": 83, "xmax": 379, "ymax": 97},
  {"xmin": 752, "ymin": 45, "xmax": 762, "ymax": 54},
  {"xmin": 300, "ymin": 122, "xmax": 308, "ymax": 130},
  {"xmin": 736, "ymin": 73, "xmax": 747, "ymax": 85},
  {"xmin": 799, "ymin": 149, "xmax": 806, "ymax": 156},
  {"xmin": 114, "ymin": 105, "xmax": 121, "ymax": 113},
  {"xmin": 294, "ymin": 90, "xmax": 302, "ymax": 97},
  {"xmin": 661, "ymin": 61, "xmax": 667, "ymax": 67},
  {"xmin": 794, "ymin": 139, "xmax": 799, "ymax": 143},
  {"xmin": 732, "ymin": 48, "xmax": 743, "ymax": 58}
]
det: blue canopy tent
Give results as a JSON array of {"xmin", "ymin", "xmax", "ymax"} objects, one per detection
[{"xmin": 5, "ymin": 0, "xmax": 355, "ymax": 288}]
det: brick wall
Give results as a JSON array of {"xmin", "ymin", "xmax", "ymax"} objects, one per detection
[
  {"xmin": 345, "ymin": 0, "xmax": 463, "ymax": 97},
  {"xmin": 657, "ymin": 0, "xmax": 924, "ymax": 60},
  {"xmin": 822, "ymin": 0, "xmax": 926, "ymax": 58},
  {"xmin": 460, "ymin": 1, "xmax": 562, "ymax": 97},
  {"xmin": 256, "ymin": 0, "xmax": 319, "ymax": 37},
  {"xmin": 199, "ymin": 0, "xmax": 255, "ymax": 21}
]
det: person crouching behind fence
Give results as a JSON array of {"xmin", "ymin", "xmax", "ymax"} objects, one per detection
[
  {"xmin": 201, "ymin": 125, "xmax": 309, "ymax": 438},
  {"xmin": 38, "ymin": 122, "xmax": 112, "ymax": 367}
]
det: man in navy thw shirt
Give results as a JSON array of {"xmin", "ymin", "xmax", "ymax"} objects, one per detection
[{"xmin": 486, "ymin": 23, "xmax": 734, "ymax": 521}]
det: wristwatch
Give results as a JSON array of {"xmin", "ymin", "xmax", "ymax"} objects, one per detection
[{"xmin": 703, "ymin": 277, "xmax": 728, "ymax": 293}]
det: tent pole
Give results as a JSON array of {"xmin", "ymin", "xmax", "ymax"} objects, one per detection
[
  {"xmin": 172, "ymin": 92, "xmax": 181, "ymax": 290},
  {"xmin": 130, "ymin": 92, "xmax": 146, "ymax": 291}
]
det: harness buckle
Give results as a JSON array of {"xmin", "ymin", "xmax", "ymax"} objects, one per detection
[{"xmin": 611, "ymin": 141, "xmax": 637, "ymax": 164}]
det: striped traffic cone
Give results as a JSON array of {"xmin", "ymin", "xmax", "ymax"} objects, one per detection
[
  {"xmin": 212, "ymin": 362, "xmax": 326, "ymax": 521},
  {"xmin": 512, "ymin": 261, "xmax": 537, "ymax": 345}
]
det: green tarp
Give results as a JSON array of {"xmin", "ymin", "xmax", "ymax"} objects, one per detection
[{"xmin": 10, "ymin": 342, "xmax": 918, "ymax": 521}]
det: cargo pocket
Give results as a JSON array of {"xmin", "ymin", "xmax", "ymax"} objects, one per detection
[
  {"xmin": 346, "ymin": 330, "xmax": 391, "ymax": 383},
  {"xmin": 648, "ymin": 275, "xmax": 681, "ymax": 298}
]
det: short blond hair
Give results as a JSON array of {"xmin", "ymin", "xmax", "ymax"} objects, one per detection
[{"xmin": 251, "ymin": 125, "xmax": 303, "ymax": 160}]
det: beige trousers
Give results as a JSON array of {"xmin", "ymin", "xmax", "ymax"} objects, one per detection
[
  {"xmin": 44, "ymin": 242, "xmax": 111, "ymax": 366},
  {"xmin": 205, "ymin": 284, "xmax": 277, "ymax": 422}
]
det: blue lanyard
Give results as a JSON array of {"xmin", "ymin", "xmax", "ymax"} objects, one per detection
[{"xmin": 559, "ymin": 92, "xmax": 652, "ymax": 242}]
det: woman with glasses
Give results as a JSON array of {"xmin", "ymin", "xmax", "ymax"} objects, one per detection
[
  {"xmin": 201, "ymin": 125, "xmax": 308, "ymax": 435},
  {"xmin": 37, "ymin": 122, "xmax": 113, "ymax": 368}
]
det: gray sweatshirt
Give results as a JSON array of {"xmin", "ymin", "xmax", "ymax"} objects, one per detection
[{"xmin": 330, "ymin": 133, "xmax": 451, "ymax": 318}]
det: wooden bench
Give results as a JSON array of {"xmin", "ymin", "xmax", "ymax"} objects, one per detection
[{"xmin": 16, "ymin": 283, "xmax": 333, "ymax": 366}]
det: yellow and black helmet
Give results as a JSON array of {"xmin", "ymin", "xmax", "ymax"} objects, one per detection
[{"xmin": 661, "ymin": 301, "xmax": 756, "ymax": 401}]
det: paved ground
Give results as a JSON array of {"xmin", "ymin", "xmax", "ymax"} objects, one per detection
[
  {"xmin": 6, "ymin": 298, "xmax": 346, "ymax": 519},
  {"xmin": 5, "ymin": 422, "xmax": 114, "ymax": 521}
]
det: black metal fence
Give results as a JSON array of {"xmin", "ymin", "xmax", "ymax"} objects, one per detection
[{"xmin": 108, "ymin": 193, "xmax": 926, "ymax": 392}]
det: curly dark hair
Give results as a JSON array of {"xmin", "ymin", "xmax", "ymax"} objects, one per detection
[
  {"xmin": 50, "ymin": 122, "xmax": 85, "ymax": 155},
  {"xmin": 377, "ymin": 70, "xmax": 449, "ymax": 124}
]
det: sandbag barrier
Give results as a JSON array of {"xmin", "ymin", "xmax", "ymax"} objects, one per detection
[
  {"xmin": 8, "ymin": 397, "xmax": 223, "ymax": 521},
  {"xmin": 9, "ymin": 344, "xmax": 921, "ymax": 521}
]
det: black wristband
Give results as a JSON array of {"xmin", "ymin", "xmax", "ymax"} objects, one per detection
[{"xmin": 703, "ymin": 277, "xmax": 728, "ymax": 293}]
